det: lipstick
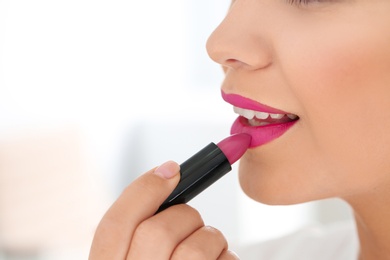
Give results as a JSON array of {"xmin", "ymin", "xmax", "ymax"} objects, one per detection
[
  {"xmin": 156, "ymin": 133, "xmax": 251, "ymax": 214},
  {"xmin": 222, "ymin": 91, "xmax": 299, "ymax": 148}
]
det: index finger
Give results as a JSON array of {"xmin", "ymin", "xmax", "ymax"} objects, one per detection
[{"xmin": 89, "ymin": 161, "xmax": 180, "ymax": 260}]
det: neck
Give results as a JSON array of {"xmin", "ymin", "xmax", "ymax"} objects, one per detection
[{"xmin": 344, "ymin": 187, "xmax": 390, "ymax": 260}]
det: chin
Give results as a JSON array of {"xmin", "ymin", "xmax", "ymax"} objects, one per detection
[
  {"xmin": 238, "ymin": 158, "xmax": 295, "ymax": 205},
  {"xmin": 237, "ymin": 155, "xmax": 332, "ymax": 206}
]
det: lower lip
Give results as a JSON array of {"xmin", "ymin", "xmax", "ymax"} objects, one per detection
[{"xmin": 231, "ymin": 116, "xmax": 297, "ymax": 148}]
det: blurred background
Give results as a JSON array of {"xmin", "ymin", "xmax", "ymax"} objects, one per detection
[{"xmin": 0, "ymin": 1, "xmax": 353, "ymax": 259}]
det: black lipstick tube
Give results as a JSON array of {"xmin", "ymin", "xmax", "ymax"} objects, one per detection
[{"xmin": 156, "ymin": 143, "xmax": 231, "ymax": 214}]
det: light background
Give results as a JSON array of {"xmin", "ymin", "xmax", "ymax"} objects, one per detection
[{"xmin": 0, "ymin": 1, "xmax": 353, "ymax": 259}]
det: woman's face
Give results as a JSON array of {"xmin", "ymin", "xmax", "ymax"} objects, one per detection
[{"xmin": 207, "ymin": 0, "xmax": 390, "ymax": 204}]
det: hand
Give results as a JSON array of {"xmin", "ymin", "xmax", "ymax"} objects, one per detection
[{"xmin": 89, "ymin": 161, "xmax": 239, "ymax": 260}]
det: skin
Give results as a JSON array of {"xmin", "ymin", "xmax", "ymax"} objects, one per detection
[
  {"xmin": 206, "ymin": 0, "xmax": 390, "ymax": 259},
  {"xmin": 90, "ymin": 0, "xmax": 390, "ymax": 259},
  {"xmin": 89, "ymin": 161, "xmax": 238, "ymax": 259}
]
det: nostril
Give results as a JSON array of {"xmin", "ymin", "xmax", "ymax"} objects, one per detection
[
  {"xmin": 225, "ymin": 59, "xmax": 247, "ymax": 70},
  {"xmin": 206, "ymin": 34, "xmax": 273, "ymax": 71}
]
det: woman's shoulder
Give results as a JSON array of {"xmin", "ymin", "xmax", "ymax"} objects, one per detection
[{"xmin": 235, "ymin": 221, "xmax": 359, "ymax": 260}]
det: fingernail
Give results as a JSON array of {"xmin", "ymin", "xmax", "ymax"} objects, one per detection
[{"xmin": 154, "ymin": 161, "xmax": 180, "ymax": 179}]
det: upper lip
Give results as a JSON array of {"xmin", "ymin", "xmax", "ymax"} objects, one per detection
[{"xmin": 221, "ymin": 91, "xmax": 291, "ymax": 114}]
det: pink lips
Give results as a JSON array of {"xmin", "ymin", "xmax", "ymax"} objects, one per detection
[{"xmin": 222, "ymin": 91, "xmax": 298, "ymax": 148}]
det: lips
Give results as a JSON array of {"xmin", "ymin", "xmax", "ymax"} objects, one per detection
[{"xmin": 222, "ymin": 91, "xmax": 299, "ymax": 148}]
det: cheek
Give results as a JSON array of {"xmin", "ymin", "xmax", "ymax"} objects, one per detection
[
  {"xmin": 285, "ymin": 26, "xmax": 390, "ymax": 192},
  {"xmin": 293, "ymin": 31, "xmax": 390, "ymax": 147},
  {"xmin": 239, "ymin": 18, "xmax": 390, "ymax": 204}
]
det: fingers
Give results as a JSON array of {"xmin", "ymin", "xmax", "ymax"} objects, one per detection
[
  {"xmin": 128, "ymin": 204, "xmax": 237, "ymax": 260},
  {"xmin": 218, "ymin": 250, "xmax": 240, "ymax": 260},
  {"xmin": 89, "ymin": 161, "xmax": 180, "ymax": 260},
  {"xmin": 89, "ymin": 160, "xmax": 239, "ymax": 260},
  {"xmin": 127, "ymin": 204, "xmax": 204, "ymax": 260},
  {"xmin": 171, "ymin": 226, "xmax": 229, "ymax": 260}
]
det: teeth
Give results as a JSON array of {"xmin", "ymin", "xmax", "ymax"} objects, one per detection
[
  {"xmin": 233, "ymin": 106, "xmax": 242, "ymax": 115},
  {"xmin": 233, "ymin": 106, "xmax": 298, "ymax": 121},
  {"xmin": 242, "ymin": 110, "xmax": 255, "ymax": 120},
  {"xmin": 248, "ymin": 119, "xmax": 271, "ymax": 126},
  {"xmin": 255, "ymin": 111, "xmax": 269, "ymax": 119},
  {"xmin": 270, "ymin": 113, "xmax": 284, "ymax": 119},
  {"xmin": 287, "ymin": 114, "xmax": 298, "ymax": 120},
  {"xmin": 233, "ymin": 107, "xmax": 255, "ymax": 119}
]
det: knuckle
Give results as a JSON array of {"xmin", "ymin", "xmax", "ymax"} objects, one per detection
[
  {"xmin": 132, "ymin": 218, "xmax": 171, "ymax": 244},
  {"xmin": 172, "ymin": 204, "xmax": 204, "ymax": 224},
  {"xmin": 204, "ymin": 225, "xmax": 223, "ymax": 236},
  {"xmin": 219, "ymin": 250, "xmax": 240, "ymax": 260},
  {"xmin": 171, "ymin": 226, "xmax": 228, "ymax": 260},
  {"xmin": 172, "ymin": 243, "xmax": 209, "ymax": 260},
  {"xmin": 204, "ymin": 226, "xmax": 228, "ymax": 246}
]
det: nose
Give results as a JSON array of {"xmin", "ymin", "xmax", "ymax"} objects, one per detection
[{"xmin": 206, "ymin": 1, "xmax": 272, "ymax": 71}]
